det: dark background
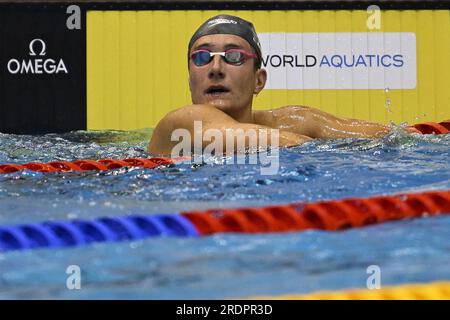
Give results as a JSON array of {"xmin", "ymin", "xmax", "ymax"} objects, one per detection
[{"xmin": 0, "ymin": 5, "xmax": 86, "ymax": 134}]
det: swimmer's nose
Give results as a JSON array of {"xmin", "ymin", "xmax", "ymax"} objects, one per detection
[{"xmin": 208, "ymin": 55, "xmax": 225, "ymax": 79}]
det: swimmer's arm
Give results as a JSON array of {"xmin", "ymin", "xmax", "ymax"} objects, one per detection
[
  {"xmin": 311, "ymin": 109, "xmax": 390, "ymax": 139},
  {"xmin": 281, "ymin": 105, "xmax": 391, "ymax": 139},
  {"xmin": 148, "ymin": 104, "xmax": 311, "ymax": 156}
]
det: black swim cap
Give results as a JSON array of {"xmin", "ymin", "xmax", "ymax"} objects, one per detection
[{"xmin": 188, "ymin": 14, "xmax": 262, "ymax": 69}]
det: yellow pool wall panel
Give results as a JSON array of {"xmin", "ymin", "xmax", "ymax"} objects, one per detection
[
  {"xmin": 87, "ymin": 10, "xmax": 450, "ymax": 130},
  {"xmin": 251, "ymin": 281, "xmax": 450, "ymax": 300}
]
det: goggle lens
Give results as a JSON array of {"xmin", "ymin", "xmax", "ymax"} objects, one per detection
[
  {"xmin": 225, "ymin": 50, "xmax": 244, "ymax": 64},
  {"xmin": 192, "ymin": 51, "xmax": 214, "ymax": 66}
]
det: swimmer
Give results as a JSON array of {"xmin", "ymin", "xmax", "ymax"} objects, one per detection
[{"xmin": 148, "ymin": 14, "xmax": 415, "ymax": 155}]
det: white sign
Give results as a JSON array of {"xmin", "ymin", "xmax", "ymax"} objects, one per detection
[{"xmin": 259, "ymin": 33, "xmax": 416, "ymax": 89}]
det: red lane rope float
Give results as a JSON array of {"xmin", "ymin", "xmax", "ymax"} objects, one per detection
[
  {"xmin": 182, "ymin": 190, "xmax": 450, "ymax": 235},
  {"xmin": 412, "ymin": 121, "xmax": 450, "ymax": 134},
  {"xmin": 439, "ymin": 120, "xmax": 450, "ymax": 131},
  {"xmin": 0, "ymin": 157, "xmax": 176, "ymax": 174}
]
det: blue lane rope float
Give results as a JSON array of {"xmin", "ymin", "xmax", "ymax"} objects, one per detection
[{"xmin": 0, "ymin": 215, "xmax": 199, "ymax": 251}]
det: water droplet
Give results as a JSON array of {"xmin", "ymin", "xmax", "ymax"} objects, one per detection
[
  {"xmin": 67, "ymin": 213, "xmax": 78, "ymax": 219},
  {"xmin": 129, "ymin": 242, "xmax": 140, "ymax": 249},
  {"xmin": 385, "ymin": 99, "xmax": 391, "ymax": 107},
  {"xmin": 385, "ymin": 99, "xmax": 392, "ymax": 113}
]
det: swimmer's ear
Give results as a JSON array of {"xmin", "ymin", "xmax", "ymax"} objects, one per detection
[{"xmin": 254, "ymin": 68, "xmax": 267, "ymax": 95}]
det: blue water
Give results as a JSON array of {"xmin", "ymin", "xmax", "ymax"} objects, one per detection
[{"xmin": 0, "ymin": 129, "xmax": 449, "ymax": 299}]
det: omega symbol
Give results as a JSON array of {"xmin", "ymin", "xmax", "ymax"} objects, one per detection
[{"xmin": 29, "ymin": 39, "xmax": 46, "ymax": 56}]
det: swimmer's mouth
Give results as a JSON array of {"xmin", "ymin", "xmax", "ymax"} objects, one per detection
[{"xmin": 205, "ymin": 86, "xmax": 230, "ymax": 95}]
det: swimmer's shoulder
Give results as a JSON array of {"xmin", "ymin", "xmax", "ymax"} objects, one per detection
[
  {"xmin": 153, "ymin": 104, "xmax": 237, "ymax": 136},
  {"xmin": 159, "ymin": 104, "xmax": 229, "ymax": 124},
  {"xmin": 149, "ymin": 104, "xmax": 216, "ymax": 154}
]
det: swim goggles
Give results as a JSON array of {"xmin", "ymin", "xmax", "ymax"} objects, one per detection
[{"xmin": 190, "ymin": 49, "xmax": 258, "ymax": 67}]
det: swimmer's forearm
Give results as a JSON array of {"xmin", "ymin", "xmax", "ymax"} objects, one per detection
[
  {"xmin": 209, "ymin": 124, "xmax": 310, "ymax": 153},
  {"xmin": 318, "ymin": 119, "xmax": 390, "ymax": 139},
  {"xmin": 303, "ymin": 106, "xmax": 391, "ymax": 139},
  {"xmin": 149, "ymin": 104, "xmax": 312, "ymax": 156}
]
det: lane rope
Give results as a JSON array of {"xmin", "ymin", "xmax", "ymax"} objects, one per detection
[
  {"xmin": 1, "ymin": 189, "xmax": 449, "ymax": 251},
  {"xmin": 0, "ymin": 157, "xmax": 178, "ymax": 174},
  {"xmin": 412, "ymin": 120, "xmax": 450, "ymax": 134}
]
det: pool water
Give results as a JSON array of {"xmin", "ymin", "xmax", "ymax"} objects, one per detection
[{"xmin": 0, "ymin": 128, "xmax": 449, "ymax": 299}]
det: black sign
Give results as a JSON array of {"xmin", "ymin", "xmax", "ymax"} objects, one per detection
[{"xmin": 0, "ymin": 5, "xmax": 86, "ymax": 134}]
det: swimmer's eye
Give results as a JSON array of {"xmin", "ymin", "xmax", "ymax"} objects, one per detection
[{"xmin": 190, "ymin": 49, "xmax": 257, "ymax": 67}]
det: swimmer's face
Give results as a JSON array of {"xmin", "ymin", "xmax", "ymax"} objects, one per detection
[{"xmin": 188, "ymin": 34, "xmax": 266, "ymax": 116}]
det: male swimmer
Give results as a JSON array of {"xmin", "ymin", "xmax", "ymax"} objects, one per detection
[{"xmin": 148, "ymin": 14, "xmax": 411, "ymax": 156}]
